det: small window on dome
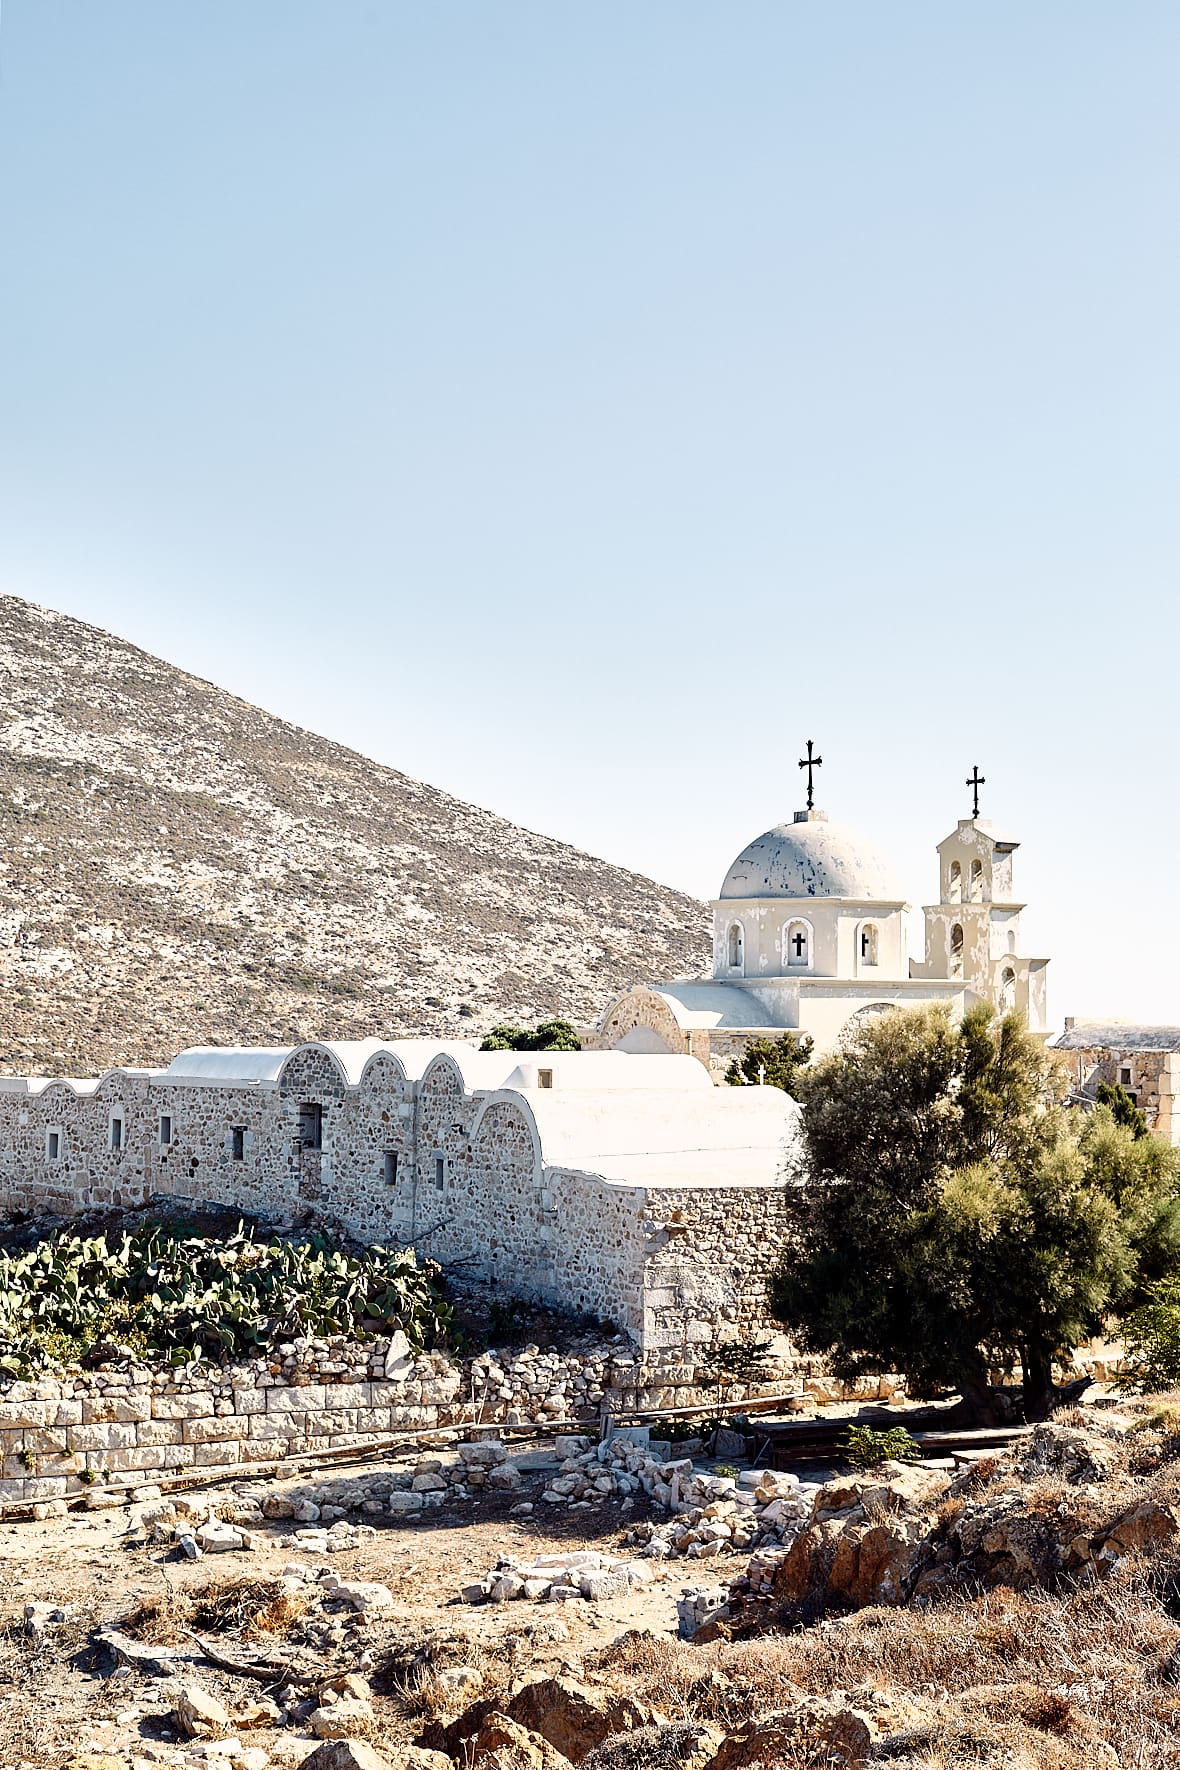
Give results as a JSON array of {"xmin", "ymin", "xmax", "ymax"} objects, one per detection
[
  {"xmin": 726, "ymin": 922, "xmax": 744, "ymax": 972},
  {"xmin": 860, "ymin": 924, "xmax": 879, "ymax": 967}
]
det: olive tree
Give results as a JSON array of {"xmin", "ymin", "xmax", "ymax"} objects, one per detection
[{"xmin": 770, "ymin": 1004, "xmax": 1180, "ymax": 1421}]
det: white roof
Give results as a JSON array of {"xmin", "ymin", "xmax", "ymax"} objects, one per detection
[
  {"xmin": 521, "ymin": 1084, "xmax": 802, "ymax": 1190},
  {"xmin": 719, "ymin": 811, "xmax": 904, "ymax": 903},
  {"xmin": 501, "ymin": 1052, "xmax": 710, "ymax": 1092},
  {"xmin": 365, "ymin": 1040, "xmax": 481, "ymax": 1082},
  {"xmin": 652, "ymin": 983, "xmax": 781, "ymax": 1031},
  {"xmin": 165, "ymin": 1046, "xmax": 296, "ymax": 1084}
]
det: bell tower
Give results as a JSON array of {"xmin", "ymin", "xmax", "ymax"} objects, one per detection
[{"xmin": 911, "ymin": 767, "xmax": 1049, "ymax": 1034}]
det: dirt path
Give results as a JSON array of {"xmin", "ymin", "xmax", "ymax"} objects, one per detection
[{"xmin": 0, "ymin": 1456, "xmax": 688, "ymax": 1768}]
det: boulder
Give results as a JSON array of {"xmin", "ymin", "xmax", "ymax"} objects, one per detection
[
  {"xmin": 310, "ymin": 1699, "xmax": 376, "ymax": 1738},
  {"xmin": 330, "ymin": 1580, "xmax": 395, "ymax": 1612},
  {"xmin": 1017, "ymin": 1422, "xmax": 1115, "ymax": 1485},
  {"xmin": 175, "ymin": 1684, "xmax": 233, "ymax": 1739},
  {"xmin": 462, "ymin": 1711, "xmax": 574, "ymax": 1769},
  {"xmin": 582, "ymin": 1725, "xmax": 722, "ymax": 1770},
  {"xmin": 299, "ymin": 1745, "xmax": 402, "ymax": 1770},
  {"xmin": 507, "ymin": 1677, "xmax": 654, "ymax": 1761},
  {"xmin": 707, "ymin": 1701, "xmax": 877, "ymax": 1769},
  {"xmin": 1102, "ymin": 1499, "xmax": 1180, "ymax": 1557}
]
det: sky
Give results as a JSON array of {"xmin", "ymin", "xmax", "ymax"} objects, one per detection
[{"xmin": 1, "ymin": 3, "xmax": 1178, "ymax": 1028}]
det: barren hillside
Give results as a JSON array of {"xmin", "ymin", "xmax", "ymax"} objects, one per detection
[{"xmin": 0, "ymin": 597, "xmax": 708, "ymax": 1075}]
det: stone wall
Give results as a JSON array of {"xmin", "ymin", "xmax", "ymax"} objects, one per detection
[{"xmin": 0, "ymin": 1331, "xmax": 905, "ymax": 1512}]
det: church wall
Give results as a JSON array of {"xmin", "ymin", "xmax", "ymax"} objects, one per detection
[
  {"xmin": 638, "ymin": 1183, "xmax": 795, "ymax": 1352},
  {"xmin": 0, "ymin": 1041, "xmax": 805, "ymax": 1364}
]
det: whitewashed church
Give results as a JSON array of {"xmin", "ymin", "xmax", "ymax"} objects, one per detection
[{"xmin": 596, "ymin": 753, "xmax": 1049, "ymax": 1074}]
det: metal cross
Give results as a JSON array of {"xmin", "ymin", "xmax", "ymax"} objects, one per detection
[
  {"xmin": 798, "ymin": 739, "xmax": 823, "ymax": 810},
  {"xmin": 966, "ymin": 765, "xmax": 985, "ymax": 819}
]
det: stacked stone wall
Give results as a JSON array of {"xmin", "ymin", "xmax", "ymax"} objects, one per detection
[{"xmin": 0, "ymin": 1329, "xmax": 911, "ymax": 1512}]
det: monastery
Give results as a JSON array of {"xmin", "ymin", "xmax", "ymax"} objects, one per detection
[
  {"xmin": 0, "ymin": 759, "xmax": 1064, "ymax": 1357},
  {"xmin": 598, "ymin": 755, "xmax": 1048, "ymax": 1072}
]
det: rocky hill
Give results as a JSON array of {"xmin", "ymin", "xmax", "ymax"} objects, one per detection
[{"xmin": 0, "ymin": 597, "xmax": 708, "ymax": 1076}]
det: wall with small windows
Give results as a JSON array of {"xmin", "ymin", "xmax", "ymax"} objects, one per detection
[{"xmin": 0, "ymin": 1038, "xmax": 803, "ymax": 1357}]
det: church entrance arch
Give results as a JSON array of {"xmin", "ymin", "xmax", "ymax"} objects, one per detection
[{"xmin": 614, "ymin": 1026, "xmax": 676, "ymax": 1055}]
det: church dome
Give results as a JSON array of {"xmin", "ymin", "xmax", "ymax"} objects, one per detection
[{"xmin": 718, "ymin": 813, "xmax": 904, "ymax": 902}]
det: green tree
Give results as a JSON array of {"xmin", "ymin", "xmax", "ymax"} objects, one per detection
[
  {"xmin": 1095, "ymin": 1080, "xmax": 1149, "ymax": 1140},
  {"xmin": 724, "ymin": 1033, "xmax": 813, "ymax": 1096},
  {"xmin": 479, "ymin": 1019, "xmax": 582, "ymax": 1053},
  {"xmin": 770, "ymin": 1003, "xmax": 1180, "ymax": 1422}
]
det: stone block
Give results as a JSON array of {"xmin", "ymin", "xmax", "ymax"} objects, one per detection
[
  {"xmin": 151, "ymin": 1394, "xmax": 215, "ymax": 1420},
  {"xmin": 182, "ymin": 1415, "xmax": 248, "ymax": 1444},
  {"xmin": 22, "ymin": 1477, "xmax": 68, "ymax": 1500},
  {"xmin": 312, "ymin": 1411, "xmax": 359, "ymax": 1437},
  {"xmin": 231, "ymin": 1388, "xmax": 267, "ymax": 1414},
  {"xmin": 191, "ymin": 1441, "xmax": 241, "ymax": 1467},
  {"xmin": 0, "ymin": 1401, "xmax": 51, "ymax": 1428},
  {"xmin": 249, "ymin": 1413, "xmax": 304, "ymax": 1441},
  {"xmin": 81, "ymin": 1395, "xmax": 152, "ymax": 1424},
  {"xmin": 322, "ymin": 1384, "xmax": 371, "ymax": 1411},
  {"xmin": 93, "ymin": 1447, "xmax": 167, "ymax": 1472},
  {"xmin": 266, "ymin": 1385, "xmax": 326, "ymax": 1413},
  {"xmin": 67, "ymin": 1423, "xmax": 138, "ymax": 1453},
  {"xmin": 53, "ymin": 1401, "xmax": 83, "ymax": 1427},
  {"xmin": 135, "ymin": 1420, "xmax": 186, "ymax": 1447}
]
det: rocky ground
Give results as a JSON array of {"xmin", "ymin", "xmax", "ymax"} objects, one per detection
[
  {"xmin": 0, "ymin": 596, "xmax": 708, "ymax": 1074},
  {"xmin": 9, "ymin": 1396, "xmax": 1180, "ymax": 1768}
]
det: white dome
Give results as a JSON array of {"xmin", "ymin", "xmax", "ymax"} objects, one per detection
[{"xmin": 719, "ymin": 814, "xmax": 904, "ymax": 902}]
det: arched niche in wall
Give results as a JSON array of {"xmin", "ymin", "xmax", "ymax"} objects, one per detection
[{"xmin": 783, "ymin": 918, "xmax": 813, "ymax": 970}]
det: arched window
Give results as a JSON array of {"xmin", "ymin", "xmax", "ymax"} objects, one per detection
[
  {"xmin": 784, "ymin": 920, "xmax": 810, "ymax": 969},
  {"xmin": 726, "ymin": 922, "xmax": 744, "ymax": 972},
  {"xmin": 999, "ymin": 966, "xmax": 1016, "ymax": 1012},
  {"xmin": 859, "ymin": 923, "xmax": 879, "ymax": 967},
  {"xmin": 950, "ymin": 923, "xmax": 964, "ymax": 978},
  {"xmin": 948, "ymin": 860, "xmax": 962, "ymax": 903},
  {"xmin": 970, "ymin": 858, "xmax": 984, "ymax": 902}
]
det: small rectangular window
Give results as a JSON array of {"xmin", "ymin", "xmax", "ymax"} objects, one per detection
[
  {"xmin": 1120, "ymin": 1066, "xmax": 1133, "ymax": 1087},
  {"xmin": 383, "ymin": 1149, "xmax": 398, "ymax": 1186},
  {"xmin": 231, "ymin": 1125, "xmax": 246, "ymax": 1162},
  {"xmin": 298, "ymin": 1102, "xmax": 323, "ymax": 1150},
  {"xmin": 537, "ymin": 1068, "xmax": 553, "ymax": 1089},
  {"xmin": 159, "ymin": 1115, "xmax": 173, "ymax": 1148},
  {"xmin": 109, "ymin": 1115, "xmax": 124, "ymax": 1151},
  {"xmin": 46, "ymin": 1129, "xmax": 61, "ymax": 1162},
  {"xmin": 434, "ymin": 1153, "xmax": 446, "ymax": 1190}
]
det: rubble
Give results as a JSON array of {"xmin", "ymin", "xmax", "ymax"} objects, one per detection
[{"xmin": 462, "ymin": 1550, "xmax": 656, "ymax": 1606}]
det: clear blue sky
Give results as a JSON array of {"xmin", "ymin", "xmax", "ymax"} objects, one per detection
[{"xmin": 1, "ymin": 3, "xmax": 1177, "ymax": 1025}]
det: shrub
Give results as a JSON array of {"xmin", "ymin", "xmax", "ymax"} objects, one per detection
[
  {"xmin": 841, "ymin": 1423, "xmax": 922, "ymax": 1468},
  {"xmin": 1119, "ymin": 1280, "xmax": 1180, "ymax": 1392}
]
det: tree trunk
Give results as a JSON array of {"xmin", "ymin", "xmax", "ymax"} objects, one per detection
[
  {"xmin": 1021, "ymin": 1343, "xmax": 1055, "ymax": 1422},
  {"xmin": 954, "ymin": 1365, "xmax": 1007, "ymax": 1427}
]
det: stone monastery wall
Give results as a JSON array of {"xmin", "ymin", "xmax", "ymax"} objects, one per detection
[{"xmin": 0, "ymin": 1042, "xmax": 796, "ymax": 1358}]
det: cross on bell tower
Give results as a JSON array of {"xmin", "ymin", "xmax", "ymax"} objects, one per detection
[
  {"xmin": 966, "ymin": 765, "xmax": 985, "ymax": 819},
  {"xmin": 798, "ymin": 739, "xmax": 823, "ymax": 812}
]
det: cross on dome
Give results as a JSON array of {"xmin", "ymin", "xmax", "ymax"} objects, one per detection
[{"xmin": 798, "ymin": 739, "xmax": 823, "ymax": 811}]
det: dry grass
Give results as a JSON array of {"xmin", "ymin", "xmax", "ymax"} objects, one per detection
[{"xmin": 586, "ymin": 1568, "xmax": 1180, "ymax": 1767}]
